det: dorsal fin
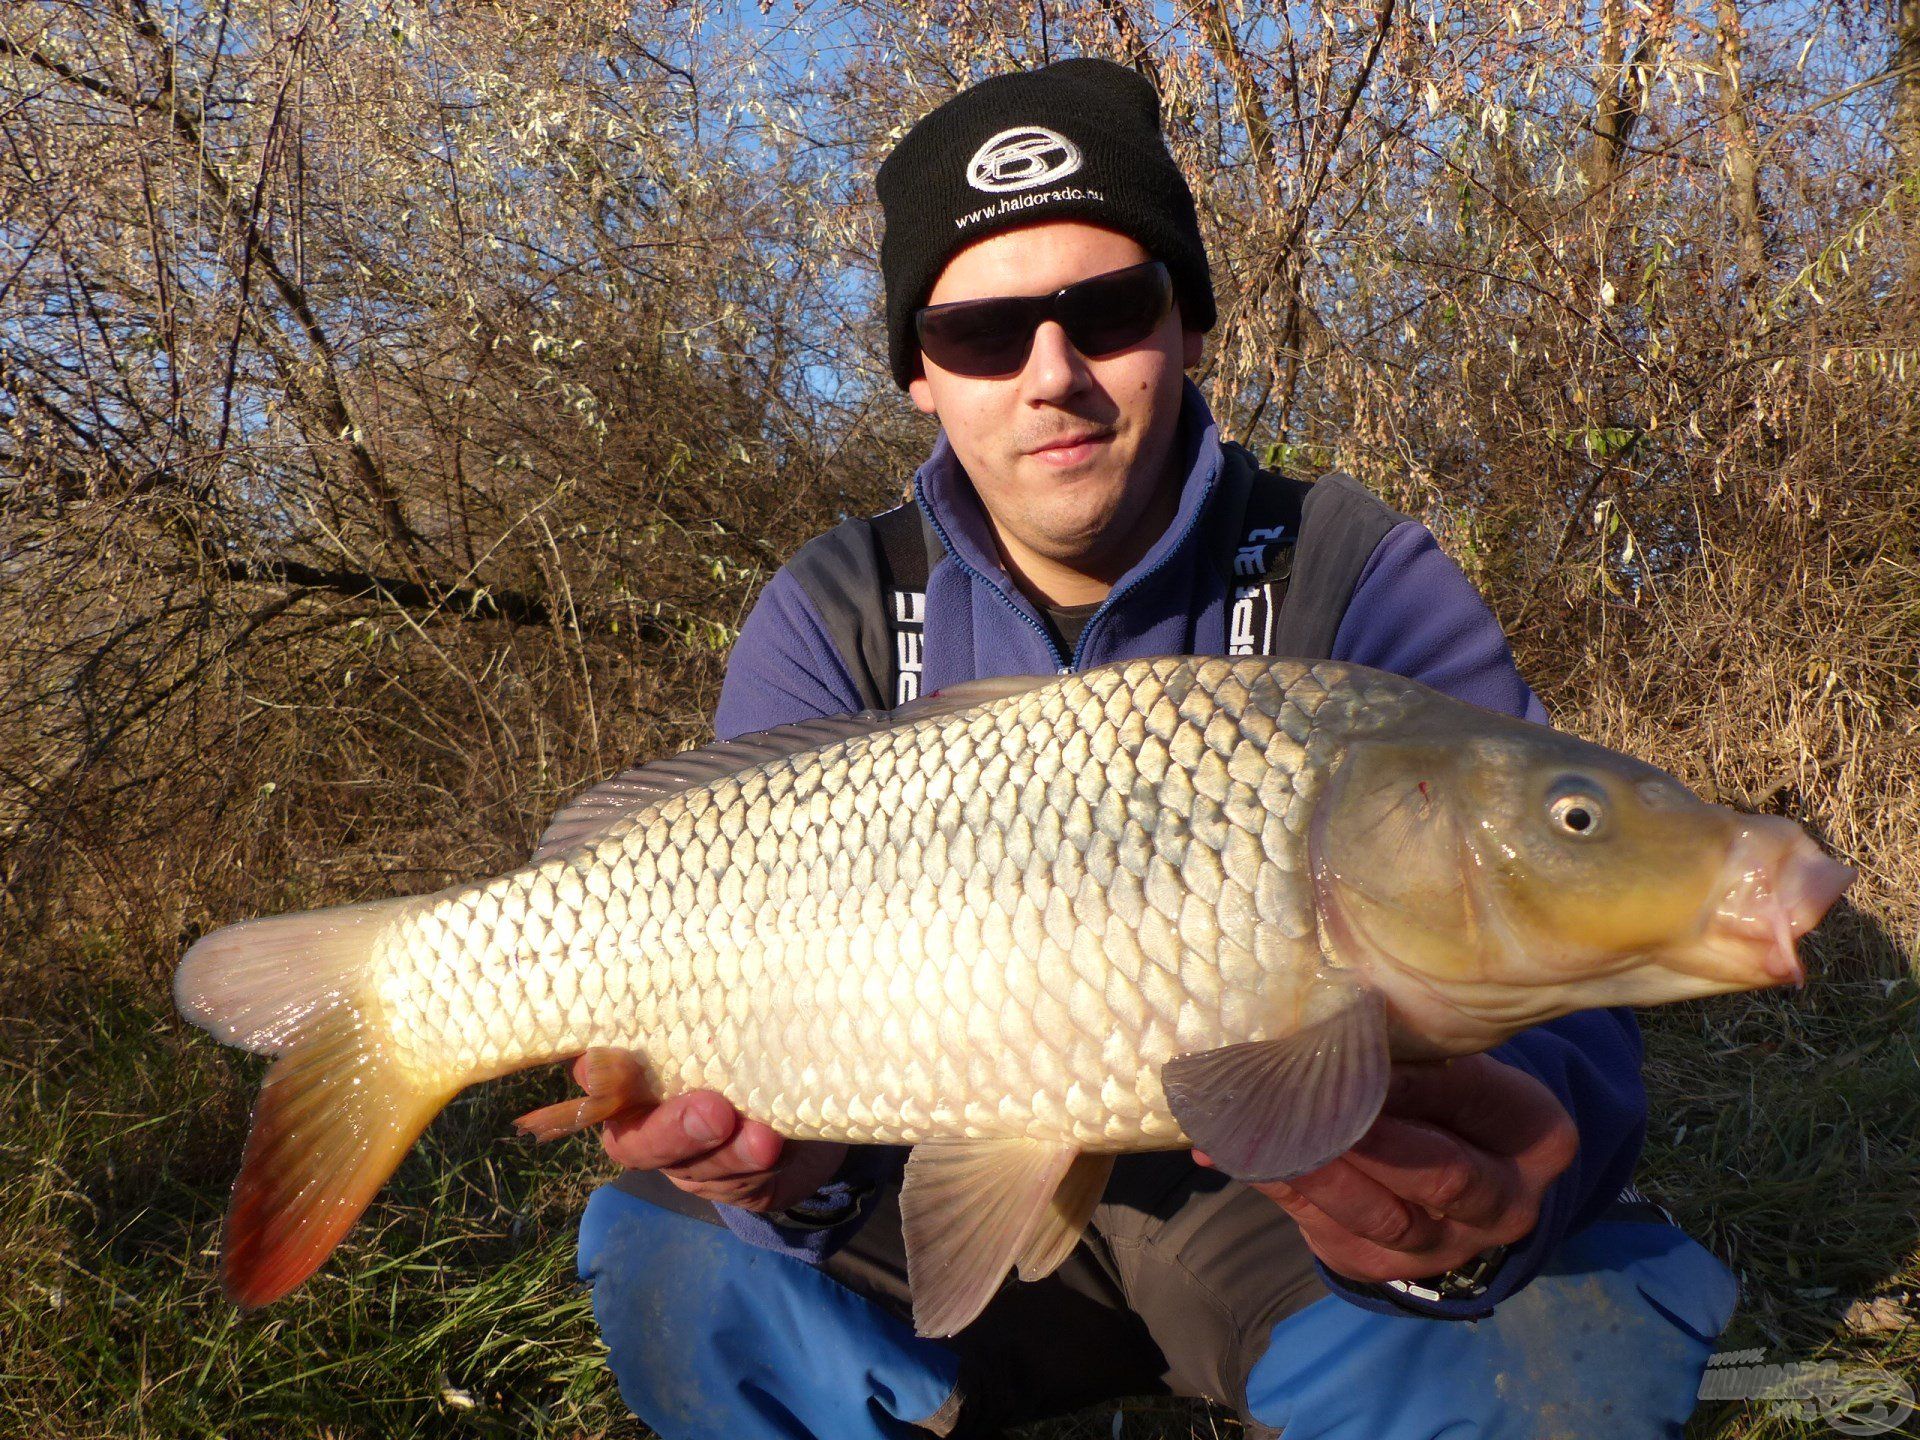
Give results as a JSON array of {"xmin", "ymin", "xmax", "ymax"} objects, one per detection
[
  {"xmin": 892, "ymin": 673, "xmax": 1055, "ymax": 720},
  {"xmin": 531, "ymin": 673, "xmax": 1053, "ymax": 861}
]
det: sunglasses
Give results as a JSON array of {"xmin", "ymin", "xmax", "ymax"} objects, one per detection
[{"xmin": 914, "ymin": 260, "xmax": 1174, "ymax": 378}]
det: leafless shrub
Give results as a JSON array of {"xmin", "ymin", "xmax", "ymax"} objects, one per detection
[
  {"xmin": 2, "ymin": 0, "xmax": 1914, "ymax": 987},
  {"xmin": 0, "ymin": 1, "xmax": 923, "ymax": 971}
]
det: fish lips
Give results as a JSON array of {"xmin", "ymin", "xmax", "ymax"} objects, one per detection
[{"xmin": 1676, "ymin": 817, "xmax": 1854, "ymax": 989}]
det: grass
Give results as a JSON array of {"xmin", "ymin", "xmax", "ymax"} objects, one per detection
[
  {"xmin": 0, "ymin": 971, "xmax": 628, "ymax": 1439},
  {"xmin": 1, "ymin": 913, "xmax": 1915, "ymax": 1439},
  {"xmin": 1638, "ymin": 903, "xmax": 1920, "ymax": 1439}
]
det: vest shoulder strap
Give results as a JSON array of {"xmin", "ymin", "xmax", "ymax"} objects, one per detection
[
  {"xmin": 782, "ymin": 497, "xmax": 941, "ymax": 711},
  {"xmin": 870, "ymin": 498, "xmax": 936, "ymax": 596},
  {"xmin": 1212, "ymin": 441, "xmax": 1308, "ymax": 657},
  {"xmin": 868, "ymin": 499, "xmax": 941, "ymax": 704},
  {"xmin": 781, "ymin": 515, "xmax": 894, "ymax": 713},
  {"xmin": 1211, "ymin": 442, "xmax": 1409, "ymax": 661}
]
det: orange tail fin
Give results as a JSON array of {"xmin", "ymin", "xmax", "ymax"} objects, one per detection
[
  {"xmin": 175, "ymin": 898, "xmax": 459, "ymax": 1306},
  {"xmin": 223, "ymin": 1009, "xmax": 457, "ymax": 1307}
]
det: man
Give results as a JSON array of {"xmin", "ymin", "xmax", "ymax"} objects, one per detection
[{"xmin": 574, "ymin": 58, "xmax": 1738, "ymax": 1439}]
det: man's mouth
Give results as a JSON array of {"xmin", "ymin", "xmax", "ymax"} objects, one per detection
[{"xmin": 1027, "ymin": 430, "xmax": 1112, "ymax": 466}]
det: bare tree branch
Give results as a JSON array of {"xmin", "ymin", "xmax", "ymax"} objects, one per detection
[{"xmin": 1715, "ymin": 0, "xmax": 1768, "ymax": 300}]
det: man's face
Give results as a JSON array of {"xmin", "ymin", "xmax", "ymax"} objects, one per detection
[{"xmin": 908, "ymin": 221, "xmax": 1204, "ymax": 579}]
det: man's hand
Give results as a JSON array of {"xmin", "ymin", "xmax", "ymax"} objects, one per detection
[
  {"xmin": 576, "ymin": 1057, "xmax": 848, "ymax": 1213},
  {"xmin": 1200, "ymin": 1054, "xmax": 1580, "ymax": 1285}
]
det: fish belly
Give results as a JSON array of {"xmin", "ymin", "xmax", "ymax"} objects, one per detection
[{"xmin": 376, "ymin": 659, "xmax": 1370, "ymax": 1151}]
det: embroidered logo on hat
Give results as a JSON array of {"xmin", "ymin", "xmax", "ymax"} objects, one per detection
[{"xmin": 966, "ymin": 126, "xmax": 1083, "ymax": 194}]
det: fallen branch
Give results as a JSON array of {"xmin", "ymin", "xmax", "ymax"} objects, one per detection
[{"xmin": 219, "ymin": 557, "xmax": 669, "ymax": 642}]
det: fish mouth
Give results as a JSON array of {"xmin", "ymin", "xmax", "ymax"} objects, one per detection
[{"xmin": 1675, "ymin": 817, "xmax": 1854, "ymax": 989}]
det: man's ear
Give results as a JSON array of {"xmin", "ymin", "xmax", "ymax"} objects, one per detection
[
  {"xmin": 908, "ymin": 372, "xmax": 938, "ymax": 415},
  {"xmin": 1183, "ymin": 328, "xmax": 1204, "ymax": 368}
]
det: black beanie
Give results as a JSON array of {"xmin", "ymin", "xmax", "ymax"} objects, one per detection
[{"xmin": 877, "ymin": 57, "xmax": 1215, "ymax": 390}]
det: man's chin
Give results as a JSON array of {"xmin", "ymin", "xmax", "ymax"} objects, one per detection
[
  {"xmin": 1020, "ymin": 446, "xmax": 1133, "ymax": 494},
  {"xmin": 1019, "ymin": 503, "xmax": 1130, "ymax": 561}
]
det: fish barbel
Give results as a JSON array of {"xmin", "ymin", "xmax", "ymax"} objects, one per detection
[{"xmin": 175, "ymin": 657, "xmax": 1852, "ymax": 1335}]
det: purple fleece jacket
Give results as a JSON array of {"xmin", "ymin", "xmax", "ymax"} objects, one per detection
[{"xmin": 696, "ymin": 380, "xmax": 1647, "ymax": 1320}]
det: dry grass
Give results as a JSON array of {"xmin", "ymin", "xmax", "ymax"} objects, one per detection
[{"xmin": 1, "ymin": 938, "xmax": 1913, "ymax": 1438}]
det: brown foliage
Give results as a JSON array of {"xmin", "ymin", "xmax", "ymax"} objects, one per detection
[
  {"xmin": 2, "ymin": 0, "xmax": 1915, "ymax": 988},
  {"xmin": 0, "ymin": 1, "xmax": 926, "ymax": 966}
]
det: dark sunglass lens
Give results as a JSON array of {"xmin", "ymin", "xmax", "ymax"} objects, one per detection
[
  {"xmin": 1059, "ymin": 264, "xmax": 1172, "ymax": 358},
  {"xmin": 917, "ymin": 298, "xmax": 1036, "ymax": 376}
]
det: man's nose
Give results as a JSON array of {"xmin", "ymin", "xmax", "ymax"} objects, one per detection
[{"xmin": 1021, "ymin": 319, "xmax": 1092, "ymax": 399}]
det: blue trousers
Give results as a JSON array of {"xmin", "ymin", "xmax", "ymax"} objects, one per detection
[{"xmin": 578, "ymin": 1181, "xmax": 1738, "ymax": 1439}]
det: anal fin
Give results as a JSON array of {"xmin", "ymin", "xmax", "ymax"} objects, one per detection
[
  {"xmin": 900, "ymin": 1139, "xmax": 1086, "ymax": 1338},
  {"xmin": 513, "ymin": 1048, "xmax": 653, "ymax": 1141},
  {"xmin": 1016, "ymin": 1151, "xmax": 1114, "ymax": 1281},
  {"xmin": 1161, "ymin": 978, "xmax": 1389, "ymax": 1183}
]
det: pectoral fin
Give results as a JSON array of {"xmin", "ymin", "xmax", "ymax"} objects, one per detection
[
  {"xmin": 900, "ymin": 1139, "xmax": 1087, "ymax": 1338},
  {"xmin": 1161, "ymin": 979, "xmax": 1389, "ymax": 1183}
]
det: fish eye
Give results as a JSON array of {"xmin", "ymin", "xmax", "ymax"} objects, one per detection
[{"xmin": 1549, "ymin": 793, "xmax": 1604, "ymax": 838}]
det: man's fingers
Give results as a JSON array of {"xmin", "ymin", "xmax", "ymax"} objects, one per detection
[
  {"xmin": 661, "ymin": 1120, "xmax": 786, "ymax": 1183},
  {"xmin": 669, "ymin": 1174, "xmax": 777, "ymax": 1207},
  {"xmin": 1245, "ymin": 1061, "xmax": 1578, "ymax": 1282},
  {"xmin": 1345, "ymin": 1115, "xmax": 1518, "ymax": 1232},
  {"xmin": 1272, "ymin": 1183, "xmax": 1490, "ymax": 1284},
  {"xmin": 599, "ymin": 1091, "xmax": 739, "ymax": 1170},
  {"xmin": 676, "ymin": 1139, "xmax": 850, "ymax": 1213},
  {"xmin": 1271, "ymin": 1155, "xmax": 1448, "ymax": 1254},
  {"xmin": 1382, "ymin": 1056, "xmax": 1571, "ymax": 1161}
]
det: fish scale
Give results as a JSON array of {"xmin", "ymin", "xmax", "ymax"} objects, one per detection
[{"xmin": 370, "ymin": 656, "xmax": 1362, "ymax": 1149}]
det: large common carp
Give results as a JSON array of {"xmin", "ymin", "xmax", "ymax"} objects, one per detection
[{"xmin": 175, "ymin": 657, "xmax": 1852, "ymax": 1335}]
